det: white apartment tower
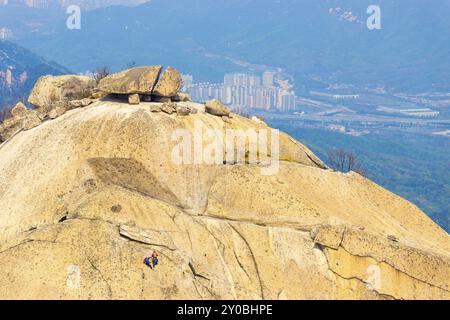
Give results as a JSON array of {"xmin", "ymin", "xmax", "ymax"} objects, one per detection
[{"xmin": 262, "ymin": 71, "xmax": 274, "ymax": 88}]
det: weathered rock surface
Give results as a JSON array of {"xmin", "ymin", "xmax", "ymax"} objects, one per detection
[
  {"xmin": 0, "ymin": 100, "xmax": 449, "ymax": 300},
  {"xmin": 176, "ymin": 105, "xmax": 191, "ymax": 116},
  {"xmin": 152, "ymin": 67, "xmax": 182, "ymax": 97},
  {"xmin": 205, "ymin": 99, "xmax": 231, "ymax": 117},
  {"xmin": 0, "ymin": 102, "xmax": 41, "ymax": 142},
  {"xmin": 10, "ymin": 102, "xmax": 27, "ymax": 118},
  {"xmin": 98, "ymin": 66, "xmax": 162, "ymax": 94},
  {"xmin": 28, "ymin": 75, "xmax": 96, "ymax": 117},
  {"xmin": 161, "ymin": 102, "xmax": 176, "ymax": 114}
]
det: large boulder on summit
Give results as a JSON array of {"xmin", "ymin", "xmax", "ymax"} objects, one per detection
[
  {"xmin": 97, "ymin": 66, "xmax": 182, "ymax": 105},
  {"xmin": 98, "ymin": 66, "xmax": 162, "ymax": 95},
  {"xmin": 28, "ymin": 75, "xmax": 96, "ymax": 117},
  {"xmin": 152, "ymin": 67, "xmax": 182, "ymax": 97},
  {"xmin": 205, "ymin": 99, "xmax": 231, "ymax": 117}
]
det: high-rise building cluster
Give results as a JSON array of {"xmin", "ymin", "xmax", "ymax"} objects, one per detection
[{"xmin": 183, "ymin": 72, "xmax": 297, "ymax": 112}]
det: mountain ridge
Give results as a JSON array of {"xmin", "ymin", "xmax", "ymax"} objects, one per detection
[
  {"xmin": 0, "ymin": 40, "xmax": 69, "ymax": 108},
  {"xmin": 4, "ymin": 0, "xmax": 450, "ymax": 92},
  {"xmin": 0, "ymin": 0, "xmax": 150, "ymax": 10}
]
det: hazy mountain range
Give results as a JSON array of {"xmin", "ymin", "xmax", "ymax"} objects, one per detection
[
  {"xmin": 0, "ymin": 0, "xmax": 150, "ymax": 10},
  {"xmin": 1, "ymin": 0, "xmax": 449, "ymax": 93},
  {"xmin": 0, "ymin": 40, "xmax": 68, "ymax": 108},
  {"xmin": 0, "ymin": 1, "xmax": 448, "ymax": 232}
]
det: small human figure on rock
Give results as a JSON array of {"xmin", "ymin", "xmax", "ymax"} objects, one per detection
[{"xmin": 144, "ymin": 250, "xmax": 159, "ymax": 271}]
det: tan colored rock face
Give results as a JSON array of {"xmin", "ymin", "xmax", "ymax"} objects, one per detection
[
  {"xmin": 152, "ymin": 67, "xmax": 182, "ymax": 97},
  {"xmin": 48, "ymin": 104, "xmax": 68, "ymax": 120},
  {"xmin": 0, "ymin": 103, "xmax": 41, "ymax": 142},
  {"xmin": 98, "ymin": 66, "xmax": 162, "ymax": 95},
  {"xmin": 161, "ymin": 102, "xmax": 176, "ymax": 114},
  {"xmin": 176, "ymin": 106, "xmax": 190, "ymax": 116},
  {"xmin": 28, "ymin": 75, "xmax": 96, "ymax": 116},
  {"xmin": 10, "ymin": 102, "xmax": 27, "ymax": 118},
  {"xmin": 21, "ymin": 111, "xmax": 41, "ymax": 130},
  {"xmin": 0, "ymin": 101, "xmax": 449, "ymax": 300},
  {"xmin": 69, "ymin": 98, "xmax": 93, "ymax": 109}
]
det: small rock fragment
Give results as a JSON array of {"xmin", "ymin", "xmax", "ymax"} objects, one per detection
[
  {"xmin": 161, "ymin": 103, "xmax": 176, "ymax": 114},
  {"xmin": 128, "ymin": 94, "xmax": 140, "ymax": 105},
  {"xmin": 10, "ymin": 102, "xmax": 28, "ymax": 118},
  {"xmin": 176, "ymin": 106, "xmax": 190, "ymax": 116}
]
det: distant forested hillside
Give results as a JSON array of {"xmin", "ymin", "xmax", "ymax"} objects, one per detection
[
  {"xmin": 0, "ymin": 40, "xmax": 69, "ymax": 108},
  {"xmin": 3, "ymin": 0, "xmax": 450, "ymax": 92},
  {"xmin": 0, "ymin": 0, "xmax": 149, "ymax": 10}
]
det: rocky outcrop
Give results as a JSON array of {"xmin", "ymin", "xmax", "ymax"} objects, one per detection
[
  {"xmin": 46, "ymin": 98, "xmax": 94, "ymax": 120},
  {"xmin": 28, "ymin": 75, "xmax": 96, "ymax": 118},
  {"xmin": 205, "ymin": 99, "xmax": 231, "ymax": 117},
  {"xmin": 1, "ymin": 67, "xmax": 449, "ymax": 300},
  {"xmin": 0, "ymin": 97, "xmax": 449, "ymax": 300},
  {"xmin": 10, "ymin": 102, "xmax": 27, "ymax": 118},
  {"xmin": 161, "ymin": 102, "xmax": 176, "ymax": 114},
  {"xmin": 0, "ymin": 102, "xmax": 41, "ymax": 142},
  {"xmin": 98, "ymin": 66, "xmax": 162, "ymax": 95},
  {"xmin": 152, "ymin": 67, "xmax": 182, "ymax": 98},
  {"xmin": 98, "ymin": 66, "xmax": 185, "ymax": 105},
  {"xmin": 176, "ymin": 105, "xmax": 191, "ymax": 116}
]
